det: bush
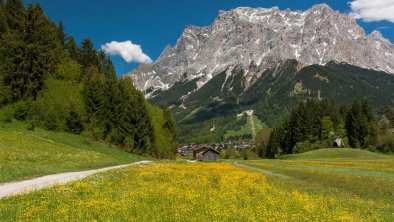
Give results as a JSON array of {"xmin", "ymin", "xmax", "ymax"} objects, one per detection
[
  {"xmin": 376, "ymin": 135, "xmax": 394, "ymax": 153},
  {"xmin": 32, "ymin": 78, "xmax": 85, "ymax": 131},
  {"xmin": 294, "ymin": 141, "xmax": 316, "ymax": 153},
  {"xmin": 0, "ymin": 105, "xmax": 14, "ymax": 123},
  {"xmin": 26, "ymin": 121, "xmax": 35, "ymax": 131},
  {"xmin": 13, "ymin": 101, "xmax": 29, "ymax": 120}
]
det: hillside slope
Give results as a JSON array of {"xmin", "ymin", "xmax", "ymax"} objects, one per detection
[
  {"xmin": 0, "ymin": 122, "xmax": 144, "ymax": 183},
  {"xmin": 280, "ymin": 148, "xmax": 391, "ymax": 160},
  {"xmin": 151, "ymin": 60, "xmax": 394, "ymax": 142}
]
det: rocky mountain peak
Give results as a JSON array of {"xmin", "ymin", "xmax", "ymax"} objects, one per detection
[{"xmin": 125, "ymin": 4, "xmax": 394, "ymax": 95}]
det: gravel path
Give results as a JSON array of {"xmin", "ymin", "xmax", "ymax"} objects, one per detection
[{"xmin": 0, "ymin": 160, "xmax": 152, "ymax": 199}]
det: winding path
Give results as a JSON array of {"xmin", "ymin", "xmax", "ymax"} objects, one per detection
[{"xmin": 0, "ymin": 160, "xmax": 152, "ymax": 199}]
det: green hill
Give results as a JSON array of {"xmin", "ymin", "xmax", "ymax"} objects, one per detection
[
  {"xmin": 0, "ymin": 121, "xmax": 144, "ymax": 183},
  {"xmin": 225, "ymin": 114, "xmax": 265, "ymax": 141},
  {"xmin": 280, "ymin": 148, "xmax": 391, "ymax": 160},
  {"xmin": 149, "ymin": 60, "xmax": 394, "ymax": 142}
]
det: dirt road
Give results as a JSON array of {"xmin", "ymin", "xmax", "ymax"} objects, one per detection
[{"xmin": 0, "ymin": 160, "xmax": 151, "ymax": 199}]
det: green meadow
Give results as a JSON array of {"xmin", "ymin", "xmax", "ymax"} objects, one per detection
[
  {"xmin": 0, "ymin": 122, "xmax": 143, "ymax": 183},
  {"xmin": 1, "ymin": 149, "xmax": 393, "ymax": 221}
]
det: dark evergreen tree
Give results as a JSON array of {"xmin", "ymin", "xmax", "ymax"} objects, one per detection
[
  {"xmin": 98, "ymin": 50, "xmax": 116, "ymax": 79},
  {"xmin": 346, "ymin": 101, "xmax": 362, "ymax": 148},
  {"xmin": 0, "ymin": 0, "xmax": 26, "ymax": 103},
  {"xmin": 57, "ymin": 21, "xmax": 67, "ymax": 47},
  {"xmin": 366, "ymin": 121, "xmax": 378, "ymax": 147},
  {"xmin": 66, "ymin": 36, "xmax": 79, "ymax": 61},
  {"xmin": 361, "ymin": 99, "xmax": 374, "ymax": 122},
  {"xmin": 25, "ymin": 4, "xmax": 62, "ymax": 99},
  {"xmin": 382, "ymin": 104, "xmax": 394, "ymax": 128},
  {"xmin": 266, "ymin": 127, "xmax": 280, "ymax": 159},
  {"xmin": 79, "ymin": 38, "xmax": 101, "ymax": 71},
  {"xmin": 0, "ymin": 0, "xmax": 7, "ymax": 36},
  {"xmin": 66, "ymin": 109, "xmax": 83, "ymax": 134},
  {"xmin": 83, "ymin": 67, "xmax": 105, "ymax": 125},
  {"xmin": 118, "ymin": 78, "xmax": 155, "ymax": 155},
  {"xmin": 5, "ymin": 0, "xmax": 25, "ymax": 32},
  {"xmin": 163, "ymin": 107, "xmax": 177, "ymax": 143}
]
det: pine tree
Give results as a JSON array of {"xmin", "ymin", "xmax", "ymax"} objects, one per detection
[
  {"xmin": 66, "ymin": 109, "xmax": 83, "ymax": 134},
  {"xmin": 66, "ymin": 36, "xmax": 79, "ymax": 61},
  {"xmin": 0, "ymin": 0, "xmax": 26, "ymax": 103},
  {"xmin": 163, "ymin": 107, "xmax": 177, "ymax": 144},
  {"xmin": 57, "ymin": 21, "xmax": 67, "ymax": 47},
  {"xmin": 266, "ymin": 127, "xmax": 280, "ymax": 158},
  {"xmin": 366, "ymin": 121, "xmax": 378, "ymax": 147},
  {"xmin": 361, "ymin": 99, "xmax": 374, "ymax": 122},
  {"xmin": 102, "ymin": 77, "xmax": 122, "ymax": 137},
  {"xmin": 98, "ymin": 50, "xmax": 116, "ymax": 79},
  {"xmin": 79, "ymin": 38, "xmax": 101, "ymax": 71},
  {"xmin": 25, "ymin": 4, "xmax": 62, "ymax": 99},
  {"xmin": 83, "ymin": 67, "xmax": 105, "ymax": 125},
  {"xmin": 0, "ymin": 0, "xmax": 8, "ymax": 36},
  {"xmin": 382, "ymin": 104, "xmax": 394, "ymax": 128},
  {"xmin": 346, "ymin": 101, "xmax": 361, "ymax": 148},
  {"xmin": 5, "ymin": 0, "xmax": 25, "ymax": 32}
]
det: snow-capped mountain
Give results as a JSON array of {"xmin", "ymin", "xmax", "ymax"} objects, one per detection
[{"xmin": 125, "ymin": 4, "xmax": 394, "ymax": 96}]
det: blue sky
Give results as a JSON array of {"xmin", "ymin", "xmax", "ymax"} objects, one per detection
[{"xmin": 24, "ymin": 0, "xmax": 394, "ymax": 76}]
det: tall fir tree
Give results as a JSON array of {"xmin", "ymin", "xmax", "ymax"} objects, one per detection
[
  {"xmin": 346, "ymin": 101, "xmax": 362, "ymax": 147},
  {"xmin": 25, "ymin": 4, "xmax": 62, "ymax": 99},
  {"xmin": 79, "ymin": 38, "xmax": 101, "ymax": 71},
  {"xmin": 5, "ymin": 0, "xmax": 25, "ymax": 32},
  {"xmin": 163, "ymin": 107, "xmax": 177, "ymax": 144},
  {"xmin": 0, "ymin": 0, "xmax": 26, "ymax": 103},
  {"xmin": 57, "ymin": 21, "xmax": 67, "ymax": 47},
  {"xmin": 82, "ymin": 67, "xmax": 105, "ymax": 127},
  {"xmin": 66, "ymin": 36, "xmax": 79, "ymax": 61},
  {"xmin": 0, "ymin": 0, "xmax": 8, "ymax": 36}
]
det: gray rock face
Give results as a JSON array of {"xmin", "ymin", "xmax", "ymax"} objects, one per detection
[{"xmin": 125, "ymin": 4, "xmax": 394, "ymax": 96}]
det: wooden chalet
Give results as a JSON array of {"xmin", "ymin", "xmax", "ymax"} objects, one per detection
[{"xmin": 193, "ymin": 145, "xmax": 220, "ymax": 161}]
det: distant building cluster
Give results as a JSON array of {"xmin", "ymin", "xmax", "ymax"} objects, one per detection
[{"xmin": 177, "ymin": 141, "xmax": 255, "ymax": 161}]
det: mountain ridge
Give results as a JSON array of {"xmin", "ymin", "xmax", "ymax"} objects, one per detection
[{"xmin": 125, "ymin": 4, "xmax": 394, "ymax": 96}]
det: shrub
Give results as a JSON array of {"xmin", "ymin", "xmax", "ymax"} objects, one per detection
[
  {"xmin": 376, "ymin": 135, "xmax": 394, "ymax": 153},
  {"xmin": 13, "ymin": 101, "xmax": 29, "ymax": 120},
  {"xmin": 26, "ymin": 121, "xmax": 35, "ymax": 131},
  {"xmin": 0, "ymin": 105, "xmax": 14, "ymax": 123}
]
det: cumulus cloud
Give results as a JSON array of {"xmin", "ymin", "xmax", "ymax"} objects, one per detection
[
  {"xmin": 101, "ymin": 41, "xmax": 152, "ymax": 64},
  {"xmin": 349, "ymin": 0, "xmax": 394, "ymax": 22}
]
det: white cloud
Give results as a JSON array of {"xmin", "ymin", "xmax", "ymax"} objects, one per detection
[
  {"xmin": 349, "ymin": 0, "xmax": 394, "ymax": 22},
  {"xmin": 377, "ymin": 26, "xmax": 390, "ymax": 30},
  {"xmin": 101, "ymin": 41, "xmax": 152, "ymax": 64}
]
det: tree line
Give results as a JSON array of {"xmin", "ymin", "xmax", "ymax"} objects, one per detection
[
  {"xmin": 256, "ymin": 99, "xmax": 394, "ymax": 158},
  {"xmin": 0, "ymin": 0, "xmax": 177, "ymax": 158}
]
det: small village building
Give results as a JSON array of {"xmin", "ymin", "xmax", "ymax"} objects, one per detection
[
  {"xmin": 193, "ymin": 145, "xmax": 220, "ymax": 161},
  {"xmin": 333, "ymin": 138, "xmax": 345, "ymax": 147}
]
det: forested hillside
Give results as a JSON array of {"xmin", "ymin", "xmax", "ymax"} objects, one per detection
[
  {"xmin": 259, "ymin": 99, "xmax": 394, "ymax": 158},
  {"xmin": 0, "ymin": 0, "xmax": 176, "ymax": 158},
  {"xmin": 150, "ymin": 60, "xmax": 394, "ymax": 143}
]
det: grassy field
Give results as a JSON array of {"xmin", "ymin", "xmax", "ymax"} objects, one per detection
[
  {"xmin": 1, "ymin": 149, "xmax": 393, "ymax": 221},
  {"xmin": 280, "ymin": 148, "xmax": 391, "ymax": 159},
  {"xmin": 0, "ymin": 122, "xmax": 143, "ymax": 183},
  {"xmin": 225, "ymin": 115, "xmax": 265, "ymax": 140}
]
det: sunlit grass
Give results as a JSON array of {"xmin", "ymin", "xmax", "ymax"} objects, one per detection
[
  {"xmin": 1, "ymin": 161, "xmax": 393, "ymax": 221},
  {"xmin": 0, "ymin": 121, "xmax": 143, "ymax": 183}
]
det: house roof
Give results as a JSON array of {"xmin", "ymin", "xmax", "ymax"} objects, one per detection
[
  {"xmin": 193, "ymin": 146, "xmax": 208, "ymax": 153},
  {"xmin": 202, "ymin": 147, "xmax": 220, "ymax": 155}
]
